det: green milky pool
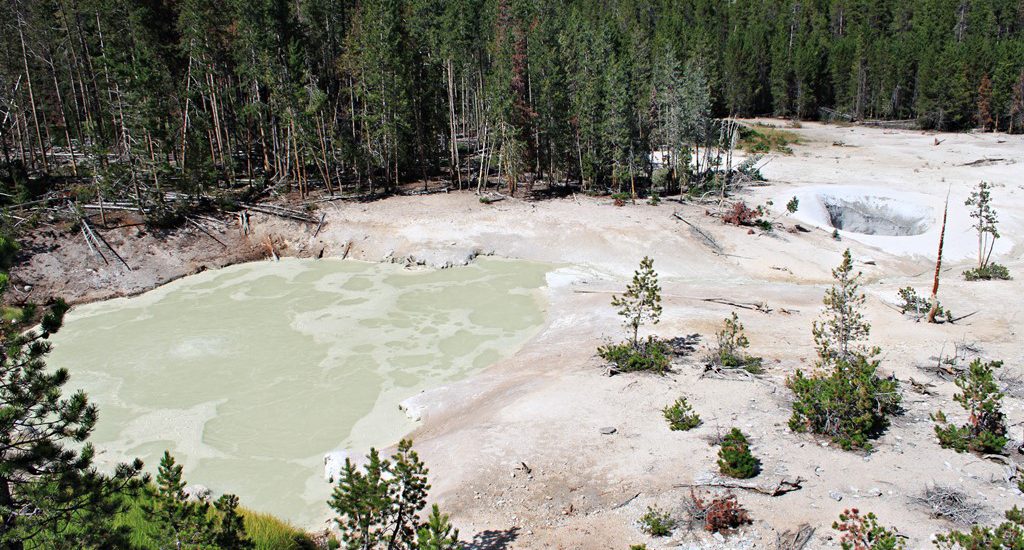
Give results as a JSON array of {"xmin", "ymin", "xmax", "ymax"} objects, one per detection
[{"xmin": 49, "ymin": 257, "xmax": 549, "ymax": 528}]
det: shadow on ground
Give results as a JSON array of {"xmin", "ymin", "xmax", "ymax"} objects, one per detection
[{"xmin": 465, "ymin": 527, "xmax": 520, "ymax": 550}]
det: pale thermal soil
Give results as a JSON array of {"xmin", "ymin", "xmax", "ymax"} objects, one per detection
[{"xmin": 12, "ymin": 122, "xmax": 1024, "ymax": 548}]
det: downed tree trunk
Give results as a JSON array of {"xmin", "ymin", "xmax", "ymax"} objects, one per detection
[{"xmin": 676, "ymin": 474, "xmax": 805, "ymax": 497}]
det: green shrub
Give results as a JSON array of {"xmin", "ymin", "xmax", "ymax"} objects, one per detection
[
  {"xmin": 611, "ymin": 192, "xmax": 632, "ymax": 206},
  {"xmin": 708, "ymin": 312, "xmax": 763, "ymax": 374},
  {"xmin": 663, "ymin": 397, "xmax": 701, "ymax": 431},
  {"xmin": 963, "ymin": 263, "xmax": 1011, "ymax": 281},
  {"xmin": 647, "ymin": 192, "xmax": 660, "ymax": 206},
  {"xmin": 639, "ymin": 506, "xmax": 676, "ymax": 537},
  {"xmin": 0, "ymin": 234, "xmax": 20, "ymax": 270},
  {"xmin": 786, "ymin": 196, "xmax": 799, "ymax": 214},
  {"xmin": 896, "ymin": 287, "xmax": 950, "ymax": 321},
  {"xmin": 833, "ymin": 509, "xmax": 904, "ymax": 550},
  {"xmin": 935, "ymin": 507, "xmax": 1024, "ymax": 549},
  {"xmin": 599, "ymin": 337, "xmax": 671, "ymax": 374},
  {"xmin": 932, "ymin": 359, "xmax": 1008, "ymax": 454},
  {"xmin": 717, "ymin": 428, "xmax": 759, "ymax": 479},
  {"xmin": 788, "ymin": 354, "xmax": 901, "ymax": 450}
]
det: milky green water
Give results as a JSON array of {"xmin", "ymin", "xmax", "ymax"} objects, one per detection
[{"xmin": 49, "ymin": 257, "xmax": 549, "ymax": 527}]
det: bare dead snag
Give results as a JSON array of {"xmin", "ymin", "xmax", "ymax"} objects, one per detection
[{"xmin": 927, "ymin": 191, "xmax": 949, "ymax": 323}]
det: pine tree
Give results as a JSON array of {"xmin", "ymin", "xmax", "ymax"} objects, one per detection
[
  {"xmin": 812, "ymin": 249, "xmax": 873, "ymax": 367},
  {"xmin": 611, "ymin": 256, "xmax": 662, "ymax": 348},
  {"xmin": 329, "ymin": 439, "xmax": 445, "ymax": 550},
  {"xmin": 0, "ymin": 299, "xmax": 144, "ymax": 548}
]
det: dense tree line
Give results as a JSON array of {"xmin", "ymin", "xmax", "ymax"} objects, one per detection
[{"xmin": 1, "ymin": 0, "xmax": 1022, "ymax": 208}]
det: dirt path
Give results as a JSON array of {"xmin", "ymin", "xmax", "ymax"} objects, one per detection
[{"xmin": 13, "ymin": 121, "xmax": 1024, "ymax": 548}]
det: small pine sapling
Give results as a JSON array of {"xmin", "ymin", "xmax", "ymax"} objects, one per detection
[
  {"xmin": 833, "ymin": 509, "xmax": 904, "ymax": 550},
  {"xmin": 786, "ymin": 196, "xmax": 799, "ymax": 214},
  {"xmin": 788, "ymin": 250, "xmax": 901, "ymax": 450},
  {"xmin": 717, "ymin": 428, "xmax": 760, "ymax": 479},
  {"xmin": 639, "ymin": 506, "xmax": 676, "ymax": 536},
  {"xmin": 599, "ymin": 257, "xmax": 670, "ymax": 374},
  {"xmin": 932, "ymin": 359, "xmax": 1008, "ymax": 454},
  {"xmin": 897, "ymin": 287, "xmax": 950, "ymax": 322},
  {"xmin": 963, "ymin": 181, "xmax": 1011, "ymax": 281},
  {"xmin": 663, "ymin": 397, "xmax": 701, "ymax": 431},
  {"xmin": 708, "ymin": 312, "xmax": 763, "ymax": 373},
  {"xmin": 416, "ymin": 505, "xmax": 460, "ymax": 550}
]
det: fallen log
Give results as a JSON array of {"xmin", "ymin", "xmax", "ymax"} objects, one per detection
[
  {"xmin": 675, "ymin": 475, "xmax": 804, "ymax": 497},
  {"xmin": 186, "ymin": 217, "xmax": 227, "ymax": 248},
  {"xmin": 241, "ymin": 203, "xmax": 318, "ymax": 224},
  {"xmin": 673, "ymin": 212, "xmax": 723, "ymax": 255}
]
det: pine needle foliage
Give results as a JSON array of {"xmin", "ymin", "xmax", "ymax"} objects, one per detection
[
  {"xmin": 717, "ymin": 428, "xmax": 760, "ymax": 479},
  {"xmin": 663, "ymin": 397, "xmax": 701, "ymax": 431},
  {"xmin": 599, "ymin": 257, "xmax": 669, "ymax": 374},
  {"xmin": 788, "ymin": 250, "xmax": 901, "ymax": 450},
  {"xmin": 708, "ymin": 312, "xmax": 763, "ymax": 374},
  {"xmin": 935, "ymin": 507, "xmax": 1024, "ymax": 549},
  {"xmin": 963, "ymin": 181, "xmax": 1009, "ymax": 280},
  {"xmin": 932, "ymin": 359, "xmax": 1008, "ymax": 454},
  {"xmin": 832, "ymin": 509, "xmax": 904, "ymax": 550},
  {"xmin": 329, "ymin": 439, "xmax": 457, "ymax": 550}
]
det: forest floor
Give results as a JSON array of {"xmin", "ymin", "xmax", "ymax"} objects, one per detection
[{"xmin": 12, "ymin": 121, "xmax": 1024, "ymax": 548}]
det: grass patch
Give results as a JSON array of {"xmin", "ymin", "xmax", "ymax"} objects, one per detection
[
  {"xmin": 111, "ymin": 487, "xmax": 316, "ymax": 550},
  {"xmin": 738, "ymin": 125, "xmax": 799, "ymax": 154}
]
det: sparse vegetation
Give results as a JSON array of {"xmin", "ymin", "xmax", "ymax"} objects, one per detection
[
  {"xmin": 663, "ymin": 397, "xmax": 701, "ymax": 431},
  {"xmin": 932, "ymin": 359, "xmax": 1008, "ymax": 454},
  {"xmin": 935, "ymin": 507, "xmax": 1024, "ymax": 549},
  {"xmin": 832, "ymin": 509, "xmax": 904, "ymax": 550},
  {"xmin": 897, "ymin": 287, "xmax": 950, "ymax": 322},
  {"xmin": 686, "ymin": 490, "xmax": 751, "ymax": 533},
  {"xmin": 717, "ymin": 428, "xmax": 760, "ymax": 479},
  {"xmin": 707, "ymin": 312, "xmax": 763, "ymax": 374},
  {"xmin": 788, "ymin": 250, "xmax": 901, "ymax": 450},
  {"xmin": 786, "ymin": 196, "xmax": 799, "ymax": 214},
  {"xmin": 739, "ymin": 125, "xmax": 799, "ymax": 154},
  {"xmin": 964, "ymin": 181, "xmax": 1010, "ymax": 281},
  {"xmin": 639, "ymin": 506, "xmax": 676, "ymax": 536},
  {"xmin": 964, "ymin": 263, "xmax": 1011, "ymax": 281},
  {"xmin": 722, "ymin": 201, "xmax": 773, "ymax": 231},
  {"xmin": 599, "ymin": 257, "xmax": 670, "ymax": 374}
]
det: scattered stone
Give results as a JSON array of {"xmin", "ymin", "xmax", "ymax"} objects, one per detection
[
  {"xmin": 600, "ymin": 427, "xmax": 617, "ymax": 435},
  {"xmin": 829, "ymin": 490, "xmax": 844, "ymax": 501}
]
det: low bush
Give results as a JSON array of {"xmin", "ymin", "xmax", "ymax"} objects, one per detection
[
  {"xmin": 935, "ymin": 507, "xmax": 1024, "ymax": 549},
  {"xmin": 639, "ymin": 506, "xmax": 676, "ymax": 536},
  {"xmin": 738, "ymin": 126, "xmax": 799, "ymax": 154},
  {"xmin": 896, "ymin": 287, "xmax": 951, "ymax": 322},
  {"xmin": 611, "ymin": 192, "xmax": 632, "ymax": 206},
  {"xmin": 788, "ymin": 354, "xmax": 901, "ymax": 450},
  {"xmin": 832, "ymin": 508, "xmax": 904, "ymax": 550},
  {"xmin": 707, "ymin": 312, "xmax": 763, "ymax": 374},
  {"xmin": 687, "ymin": 490, "xmax": 751, "ymax": 533},
  {"xmin": 599, "ymin": 337, "xmax": 671, "ymax": 375},
  {"xmin": 663, "ymin": 397, "xmax": 701, "ymax": 431},
  {"xmin": 717, "ymin": 428, "xmax": 759, "ymax": 479},
  {"xmin": 932, "ymin": 359, "xmax": 1007, "ymax": 454},
  {"xmin": 963, "ymin": 263, "xmax": 1011, "ymax": 281}
]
